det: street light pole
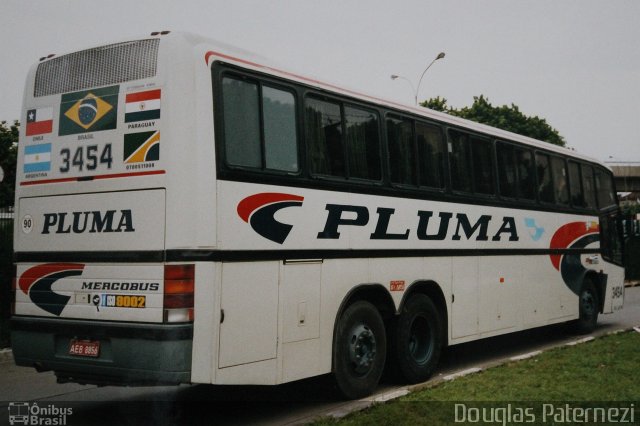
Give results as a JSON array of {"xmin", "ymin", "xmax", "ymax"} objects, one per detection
[
  {"xmin": 390, "ymin": 74, "xmax": 417, "ymax": 105},
  {"xmin": 391, "ymin": 52, "xmax": 445, "ymax": 106}
]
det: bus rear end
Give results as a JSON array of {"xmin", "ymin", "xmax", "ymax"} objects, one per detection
[{"xmin": 11, "ymin": 34, "xmax": 204, "ymax": 385}]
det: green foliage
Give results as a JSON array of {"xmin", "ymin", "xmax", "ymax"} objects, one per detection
[
  {"xmin": 0, "ymin": 120, "xmax": 19, "ymax": 208},
  {"xmin": 421, "ymin": 95, "xmax": 565, "ymax": 147},
  {"xmin": 421, "ymin": 96, "xmax": 449, "ymax": 112}
]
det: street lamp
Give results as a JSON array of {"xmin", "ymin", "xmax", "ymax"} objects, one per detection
[{"xmin": 391, "ymin": 52, "xmax": 445, "ymax": 105}]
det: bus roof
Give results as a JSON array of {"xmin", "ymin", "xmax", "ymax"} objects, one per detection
[{"xmin": 36, "ymin": 31, "xmax": 605, "ymax": 168}]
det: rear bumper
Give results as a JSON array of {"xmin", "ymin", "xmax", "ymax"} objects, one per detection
[{"xmin": 10, "ymin": 316, "xmax": 193, "ymax": 386}]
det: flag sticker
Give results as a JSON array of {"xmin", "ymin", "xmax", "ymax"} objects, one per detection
[
  {"xmin": 59, "ymin": 85, "xmax": 118, "ymax": 136},
  {"xmin": 26, "ymin": 107, "xmax": 53, "ymax": 136},
  {"xmin": 125, "ymin": 89, "xmax": 161, "ymax": 123},
  {"xmin": 24, "ymin": 143, "xmax": 52, "ymax": 173},
  {"xmin": 124, "ymin": 131, "xmax": 160, "ymax": 164}
]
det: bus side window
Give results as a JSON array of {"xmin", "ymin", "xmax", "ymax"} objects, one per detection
[
  {"xmin": 582, "ymin": 165, "xmax": 596, "ymax": 209},
  {"xmin": 345, "ymin": 106, "xmax": 381, "ymax": 181},
  {"xmin": 497, "ymin": 142, "xmax": 517, "ymax": 198},
  {"xmin": 222, "ymin": 76, "xmax": 299, "ymax": 172},
  {"xmin": 568, "ymin": 161, "xmax": 585, "ymax": 207},
  {"xmin": 306, "ymin": 97, "xmax": 344, "ymax": 176},
  {"xmin": 595, "ymin": 169, "xmax": 617, "ymax": 210},
  {"xmin": 551, "ymin": 156, "xmax": 570, "ymax": 206},
  {"xmin": 536, "ymin": 153, "xmax": 554, "ymax": 203},
  {"xmin": 448, "ymin": 130, "xmax": 473, "ymax": 193},
  {"xmin": 387, "ymin": 116, "xmax": 415, "ymax": 185},
  {"xmin": 263, "ymin": 86, "xmax": 298, "ymax": 172},
  {"xmin": 222, "ymin": 77, "xmax": 261, "ymax": 168},
  {"xmin": 472, "ymin": 137, "xmax": 495, "ymax": 195},
  {"xmin": 516, "ymin": 148, "xmax": 536, "ymax": 200},
  {"xmin": 416, "ymin": 121, "xmax": 445, "ymax": 189}
]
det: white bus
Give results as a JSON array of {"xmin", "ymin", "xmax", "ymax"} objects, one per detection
[{"xmin": 12, "ymin": 32, "xmax": 625, "ymax": 399}]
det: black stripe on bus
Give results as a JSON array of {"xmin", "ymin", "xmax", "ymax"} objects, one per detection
[
  {"xmin": 10, "ymin": 316, "xmax": 193, "ymax": 340},
  {"xmin": 14, "ymin": 251, "xmax": 165, "ymax": 263},
  {"xmin": 14, "ymin": 247, "xmax": 600, "ymax": 264}
]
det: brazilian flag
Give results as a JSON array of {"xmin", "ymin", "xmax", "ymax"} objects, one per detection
[{"xmin": 59, "ymin": 85, "xmax": 119, "ymax": 136}]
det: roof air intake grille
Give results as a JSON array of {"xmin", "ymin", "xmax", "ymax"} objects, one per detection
[{"xmin": 34, "ymin": 38, "xmax": 160, "ymax": 97}]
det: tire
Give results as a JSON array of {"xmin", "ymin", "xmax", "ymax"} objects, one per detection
[
  {"xmin": 575, "ymin": 278, "xmax": 599, "ymax": 334},
  {"xmin": 393, "ymin": 294, "xmax": 443, "ymax": 384},
  {"xmin": 333, "ymin": 300, "xmax": 387, "ymax": 399}
]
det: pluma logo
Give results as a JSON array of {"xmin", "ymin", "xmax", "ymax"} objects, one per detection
[
  {"xmin": 549, "ymin": 221, "xmax": 600, "ymax": 295},
  {"xmin": 237, "ymin": 193, "xmax": 304, "ymax": 244},
  {"xmin": 19, "ymin": 263, "xmax": 85, "ymax": 316}
]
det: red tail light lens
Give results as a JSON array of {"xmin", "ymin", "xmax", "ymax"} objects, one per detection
[{"xmin": 163, "ymin": 264, "xmax": 194, "ymax": 323}]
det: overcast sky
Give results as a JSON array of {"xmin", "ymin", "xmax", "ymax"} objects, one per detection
[{"xmin": 1, "ymin": 0, "xmax": 638, "ymax": 162}]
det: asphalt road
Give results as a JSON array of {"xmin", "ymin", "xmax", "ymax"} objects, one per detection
[{"xmin": 1, "ymin": 286, "xmax": 639, "ymax": 426}]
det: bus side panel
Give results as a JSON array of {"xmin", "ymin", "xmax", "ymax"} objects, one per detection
[
  {"xmin": 218, "ymin": 262, "xmax": 279, "ymax": 369},
  {"xmin": 601, "ymin": 261, "xmax": 625, "ymax": 313},
  {"xmin": 190, "ymin": 262, "xmax": 218, "ymax": 384}
]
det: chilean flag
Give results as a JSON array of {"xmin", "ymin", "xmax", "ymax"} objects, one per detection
[{"xmin": 26, "ymin": 107, "xmax": 53, "ymax": 136}]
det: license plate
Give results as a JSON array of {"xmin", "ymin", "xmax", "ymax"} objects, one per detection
[{"xmin": 69, "ymin": 339, "xmax": 100, "ymax": 357}]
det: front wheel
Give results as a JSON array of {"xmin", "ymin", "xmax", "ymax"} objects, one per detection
[
  {"xmin": 575, "ymin": 278, "xmax": 599, "ymax": 334},
  {"xmin": 333, "ymin": 301, "xmax": 387, "ymax": 399},
  {"xmin": 393, "ymin": 294, "xmax": 443, "ymax": 384}
]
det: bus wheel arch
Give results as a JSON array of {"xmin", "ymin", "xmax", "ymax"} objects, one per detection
[
  {"xmin": 332, "ymin": 284, "xmax": 394, "ymax": 399},
  {"xmin": 399, "ymin": 281, "xmax": 448, "ymax": 345},
  {"xmin": 392, "ymin": 281, "xmax": 446, "ymax": 384}
]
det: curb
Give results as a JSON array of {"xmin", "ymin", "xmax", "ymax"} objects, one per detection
[
  {"xmin": 625, "ymin": 281, "xmax": 640, "ymax": 287},
  {"xmin": 0, "ymin": 348, "xmax": 13, "ymax": 364},
  {"xmin": 320, "ymin": 327, "xmax": 635, "ymax": 422}
]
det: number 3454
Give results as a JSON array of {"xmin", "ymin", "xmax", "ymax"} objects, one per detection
[{"xmin": 60, "ymin": 144, "xmax": 113, "ymax": 173}]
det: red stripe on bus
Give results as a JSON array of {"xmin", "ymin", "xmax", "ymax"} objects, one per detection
[
  {"xmin": 237, "ymin": 193, "xmax": 304, "ymax": 223},
  {"xmin": 20, "ymin": 170, "xmax": 166, "ymax": 186},
  {"xmin": 125, "ymin": 89, "xmax": 161, "ymax": 103}
]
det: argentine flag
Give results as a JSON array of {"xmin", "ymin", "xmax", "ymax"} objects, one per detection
[{"xmin": 24, "ymin": 143, "xmax": 52, "ymax": 173}]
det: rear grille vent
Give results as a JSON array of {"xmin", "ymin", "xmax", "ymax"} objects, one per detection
[{"xmin": 34, "ymin": 38, "xmax": 160, "ymax": 97}]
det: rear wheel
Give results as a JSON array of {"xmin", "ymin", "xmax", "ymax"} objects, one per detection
[
  {"xmin": 333, "ymin": 301, "xmax": 386, "ymax": 399},
  {"xmin": 393, "ymin": 294, "xmax": 443, "ymax": 384},
  {"xmin": 575, "ymin": 278, "xmax": 599, "ymax": 334}
]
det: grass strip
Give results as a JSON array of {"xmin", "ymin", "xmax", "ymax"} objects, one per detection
[{"xmin": 315, "ymin": 331, "xmax": 640, "ymax": 425}]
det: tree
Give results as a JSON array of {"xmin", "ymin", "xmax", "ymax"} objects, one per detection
[
  {"xmin": 0, "ymin": 120, "xmax": 18, "ymax": 208},
  {"xmin": 421, "ymin": 95, "xmax": 565, "ymax": 147}
]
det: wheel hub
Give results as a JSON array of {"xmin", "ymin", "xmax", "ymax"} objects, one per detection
[
  {"xmin": 581, "ymin": 291, "xmax": 595, "ymax": 315},
  {"xmin": 348, "ymin": 324, "xmax": 377, "ymax": 375}
]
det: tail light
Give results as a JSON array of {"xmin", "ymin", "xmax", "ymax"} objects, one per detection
[{"xmin": 163, "ymin": 264, "xmax": 194, "ymax": 323}]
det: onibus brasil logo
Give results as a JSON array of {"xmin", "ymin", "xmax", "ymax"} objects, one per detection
[{"xmin": 8, "ymin": 402, "xmax": 73, "ymax": 425}]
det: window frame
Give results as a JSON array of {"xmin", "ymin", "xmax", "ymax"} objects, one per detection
[
  {"xmin": 212, "ymin": 62, "xmax": 614, "ymax": 217},
  {"xmin": 549, "ymin": 155, "xmax": 570, "ymax": 207},
  {"xmin": 415, "ymin": 119, "xmax": 447, "ymax": 191},
  {"xmin": 304, "ymin": 92, "xmax": 383, "ymax": 183},
  {"xmin": 217, "ymin": 69, "xmax": 302, "ymax": 176},
  {"xmin": 446, "ymin": 128, "xmax": 496, "ymax": 197}
]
